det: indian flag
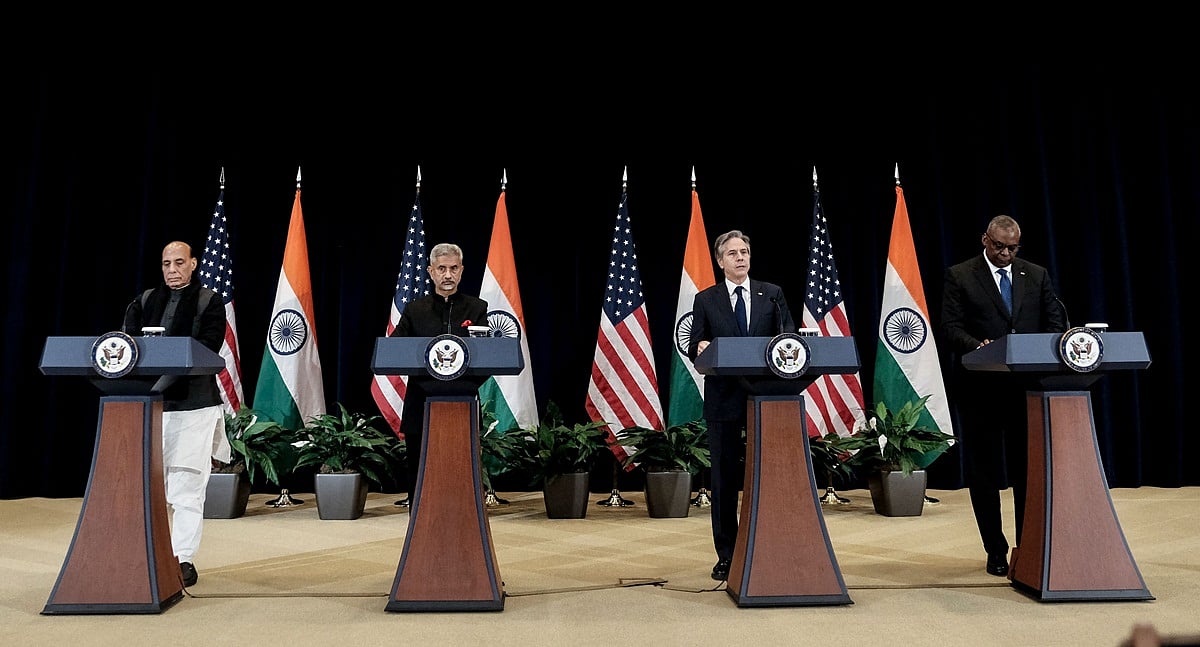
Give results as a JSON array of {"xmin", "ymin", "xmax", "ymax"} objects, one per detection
[
  {"xmin": 873, "ymin": 175, "xmax": 953, "ymax": 457},
  {"xmin": 478, "ymin": 178, "xmax": 538, "ymax": 432},
  {"xmin": 667, "ymin": 177, "xmax": 715, "ymax": 428},
  {"xmin": 254, "ymin": 171, "xmax": 326, "ymax": 432}
]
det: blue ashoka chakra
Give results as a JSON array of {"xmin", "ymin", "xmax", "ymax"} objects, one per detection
[
  {"xmin": 883, "ymin": 307, "xmax": 927, "ymax": 354},
  {"xmin": 487, "ymin": 310, "xmax": 521, "ymax": 340},
  {"xmin": 675, "ymin": 312, "xmax": 694, "ymax": 356},
  {"xmin": 268, "ymin": 308, "xmax": 309, "ymax": 356}
]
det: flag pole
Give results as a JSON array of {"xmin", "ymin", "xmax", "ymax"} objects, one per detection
[
  {"xmin": 892, "ymin": 162, "xmax": 940, "ymax": 506},
  {"xmin": 483, "ymin": 167, "xmax": 511, "ymax": 509},
  {"xmin": 265, "ymin": 165, "xmax": 311, "ymax": 509},
  {"xmin": 595, "ymin": 165, "xmax": 635, "ymax": 509},
  {"xmin": 683, "ymin": 165, "xmax": 712, "ymax": 509},
  {"xmin": 806, "ymin": 165, "xmax": 854, "ymax": 506}
]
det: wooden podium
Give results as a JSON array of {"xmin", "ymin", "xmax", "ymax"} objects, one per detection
[
  {"xmin": 963, "ymin": 331, "xmax": 1154, "ymax": 601},
  {"xmin": 371, "ymin": 336, "xmax": 523, "ymax": 612},
  {"xmin": 38, "ymin": 335, "xmax": 224, "ymax": 614},
  {"xmin": 695, "ymin": 335, "xmax": 859, "ymax": 607}
]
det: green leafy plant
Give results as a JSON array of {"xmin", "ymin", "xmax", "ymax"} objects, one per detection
[
  {"xmin": 810, "ymin": 432, "xmax": 857, "ymax": 487},
  {"xmin": 511, "ymin": 400, "xmax": 611, "ymax": 487},
  {"xmin": 215, "ymin": 407, "xmax": 299, "ymax": 487},
  {"xmin": 293, "ymin": 403, "xmax": 400, "ymax": 488},
  {"xmin": 617, "ymin": 420, "xmax": 710, "ymax": 475},
  {"xmin": 829, "ymin": 395, "xmax": 956, "ymax": 476},
  {"xmin": 479, "ymin": 400, "xmax": 526, "ymax": 492}
]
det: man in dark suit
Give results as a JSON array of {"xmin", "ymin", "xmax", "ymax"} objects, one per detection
[
  {"xmin": 941, "ymin": 215, "xmax": 1067, "ymax": 576},
  {"xmin": 687, "ymin": 229, "xmax": 796, "ymax": 581},
  {"xmin": 389, "ymin": 242, "xmax": 488, "ymax": 508}
]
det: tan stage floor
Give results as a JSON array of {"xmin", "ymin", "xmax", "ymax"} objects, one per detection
[{"xmin": 2, "ymin": 487, "xmax": 1197, "ymax": 646}]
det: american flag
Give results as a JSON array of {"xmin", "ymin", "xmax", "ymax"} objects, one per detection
[
  {"xmin": 199, "ymin": 169, "xmax": 244, "ymax": 413},
  {"xmin": 801, "ymin": 171, "xmax": 865, "ymax": 438},
  {"xmin": 584, "ymin": 175, "xmax": 664, "ymax": 464},
  {"xmin": 370, "ymin": 184, "xmax": 430, "ymax": 438}
]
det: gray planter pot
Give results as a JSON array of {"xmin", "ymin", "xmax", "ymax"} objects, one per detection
[
  {"xmin": 542, "ymin": 472, "xmax": 590, "ymax": 519},
  {"xmin": 314, "ymin": 472, "xmax": 369, "ymax": 520},
  {"xmin": 644, "ymin": 470, "xmax": 692, "ymax": 518},
  {"xmin": 867, "ymin": 469, "xmax": 927, "ymax": 517},
  {"xmin": 204, "ymin": 472, "xmax": 251, "ymax": 519}
]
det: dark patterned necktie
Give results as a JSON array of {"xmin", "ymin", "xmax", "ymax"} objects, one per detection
[
  {"xmin": 997, "ymin": 268, "xmax": 1012, "ymax": 314},
  {"xmin": 734, "ymin": 286, "xmax": 749, "ymax": 336}
]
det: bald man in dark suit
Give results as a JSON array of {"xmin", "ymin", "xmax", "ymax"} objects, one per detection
[
  {"xmin": 941, "ymin": 215, "xmax": 1067, "ymax": 577},
  {"xmin": 688, "ymin": 229, "xmax": 795, "ymax": 582}
]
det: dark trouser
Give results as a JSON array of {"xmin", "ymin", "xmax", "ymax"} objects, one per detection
[
  {"xmin": 960, "ymin": 374, "xmax": 1029, "ymax": 557},
  {"xmin": 398, "ymin": 389, "xmax": 428, "ymax": 497},
  {"xmin": 707, "ymin": 418, "xmax": 744, "ymax": 562}
]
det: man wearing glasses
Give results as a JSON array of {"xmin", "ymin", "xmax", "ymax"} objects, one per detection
[{"xmin": 941, "ymin": 215, "xmax": 1067, "ymax": 577}]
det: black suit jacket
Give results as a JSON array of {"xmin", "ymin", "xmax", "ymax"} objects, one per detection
[
  {"xmin": 941, "ymin": 255, "xmax": 1067, "ymax": 358},
  {"xmin": 687, "ymin": 280, "xmax": 795, "ymax": 421},
  {"xmin": 122, "ymin": 282, "xmax": 226, "ymax": 411}
]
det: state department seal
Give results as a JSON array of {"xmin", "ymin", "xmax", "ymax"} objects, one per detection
[
  {"xmin": 425, "ymin": 333, "xmax": 470, "ymax": 381},
  {"xmin": 765, "ymin": 332, "xmax": 810, "ymax": 379},
  {"xmin": 1059, "ymin": 326, "xmax": 1104, "ymax": 373},
  {"xmin": 91, "ymin": 330, "xmax": 139, "ymax": 379}
]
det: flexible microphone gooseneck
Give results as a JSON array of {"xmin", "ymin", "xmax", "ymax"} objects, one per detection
[
  {"xmin": 122, "ymin": 297, "xmax": 140, "ymax": 335},
  {"xmin": 770, "ymin": 296, "xmax": 783, "ymax": 335},
  {"xmin": 1053, "ymin": 293, "xmax": 1072, "ymax": 329}
]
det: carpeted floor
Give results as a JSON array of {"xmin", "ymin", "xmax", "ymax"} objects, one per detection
[{"xmin": 2, "ymin": 487, "xmax": 1198, "ymax": 646}]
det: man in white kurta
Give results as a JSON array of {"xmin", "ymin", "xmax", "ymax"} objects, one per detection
[{"xmin": 124, "ymin": 241, "xmax": 231, "ymax": 587}]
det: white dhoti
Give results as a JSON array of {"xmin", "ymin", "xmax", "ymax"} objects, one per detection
[{"xmin": 162, "ymin": 405, "xmax": 227, "ymax": 562}]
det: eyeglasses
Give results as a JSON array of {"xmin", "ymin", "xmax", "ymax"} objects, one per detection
[{"xmin": 985, "ymin": 236, "xmax": 1021, "ymax": 254}]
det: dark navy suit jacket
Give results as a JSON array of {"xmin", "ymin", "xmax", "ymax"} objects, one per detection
[
  {"xmin": 687, "ymin": 280, "xmax": 795, "ymax": 421},
  {"xmin": 941, "ymin": 255, "xmax": 1066, "ymax": 358}
]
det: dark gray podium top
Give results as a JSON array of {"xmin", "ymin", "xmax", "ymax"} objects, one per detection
[
  {"xmin": 371, "ymin": 336, "xmax": 524, "ymax": 376},
  {"xmin": 693, "ymin": 336, "xmax": 860, "ymax": 376},
  {"xmin": 40, "ymin": 336, "xmax": 224, "ymax": 377},
  {"xmin": 961, "ymin": 331, "xmax": 1151, "ymax": 389},
  {"xmin": 39, "ymin": 335, "xmax": 224, "ymax": 396},
  {"xmin": 962, "ymin": 332, "xmax": 1151, "ymax": 373}
]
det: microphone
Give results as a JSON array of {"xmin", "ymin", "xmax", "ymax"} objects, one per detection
[
  {"xmin": 770, "ymin": 296, "xmax": 783, "ymax": 335},
  {"xmin": 1052, "ymin": 293, "xmax": 1072, "ymax": 329},
  {"xmin": 122, "ymin": 297, "xmax": 140, "ymax": 335}
]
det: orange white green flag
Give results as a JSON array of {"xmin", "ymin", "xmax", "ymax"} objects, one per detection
[
  {"xmin": 667, "ymin": 169, "xmax": 715, "ymax": 428},
  {"xmin": 254, "ymin": 167, "xmax": 326, "ymax": 431},
  {"xmin": 478, "ymin": 170, "xmax": 539, "ymax": 432},
  {"xmin": 873, "ymin": 165, "xmax": 953, "ymax": 453}
]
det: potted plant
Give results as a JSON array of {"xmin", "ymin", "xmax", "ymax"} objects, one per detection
[
  {"xmin": 511, "ymin": 401, "xmax": 611, "ymax": 519},
  {"xmin": 828, "ymin": 395, "xmax": 956, "ymax": 517},
  {"xmin": 205, "ymin": 407, "xmax": 299, "ymax": 519},
  {"xmin": 617, "ymin": 420, "xmax": 710, "ymax": 518},
  {"xmin": 293, "ymin": 402, "xmax": 402, "ymax": 520}
]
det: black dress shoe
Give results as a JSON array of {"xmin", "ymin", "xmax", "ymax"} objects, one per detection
[
  {"xmin": 711, "ymin": 559, "xmax": 731, "ymax": 581},
  {"xmin": 394, "ymin": 497, "xmax": 411, "ymax": 507},
  {"xmin": 986, "ymin": 553, "xmax": 1009, "ymax": 577},
  {"xmin": 180, "ymin": 561, "xmax": 198, "ymax": 587}
]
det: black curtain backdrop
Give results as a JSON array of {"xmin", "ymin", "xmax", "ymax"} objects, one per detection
[{"xmin": 4, "ymin": 59, "xmax": 1190, "ymax": 498}]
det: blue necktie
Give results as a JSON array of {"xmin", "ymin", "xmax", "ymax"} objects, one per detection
[
  {"xmin": 997, "ymin": 268, "xmax": 1013, "ymax": 314},
  {"xmin": 734, "ymin": 286, "xmax": 749, "ymax": 336}
]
